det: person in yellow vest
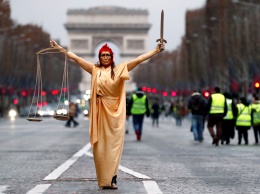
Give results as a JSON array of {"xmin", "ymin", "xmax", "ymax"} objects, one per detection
[
  {"xmin": 235, "ymin": 97, "xmax": 252, "ymax": 145},
  {"xmin": 221, "ymin": 92, "xmax": 237, "ymax": 145},
  {"xmin": 172, "ymin": 100, "xmax": 184, "ymax": 126},
  {"xmin": 207, "ymin": 87, "xmax": 227, "ymax": 146},
  {"xmin": 251, "ymin": 96, "xmax": 260, "ymax": 144},
  {"xmin": 129, "ymin": 87, "xmax": 150, "ymax": 141}
]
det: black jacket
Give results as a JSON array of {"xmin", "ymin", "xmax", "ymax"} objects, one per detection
[{"xmin": 188, "ymin": 92, "xmax": 207, "ymax": 116}]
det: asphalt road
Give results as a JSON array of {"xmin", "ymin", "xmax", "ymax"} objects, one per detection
[{"xmin": 0, "ymin": 115, "xmax": 260, "ymax": 194}]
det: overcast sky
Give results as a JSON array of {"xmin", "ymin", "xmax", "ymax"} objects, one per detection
[{"xmin": 9, "ymin": 0, "xmax": 205, "ymax": 52}]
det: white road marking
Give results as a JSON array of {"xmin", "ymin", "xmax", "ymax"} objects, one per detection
[
  {"xmin": 119, "ymin": 165, "xmax": 151, "ymax": 179},
  {"xmin": 26, "ymin": 184, "xmax": 51, "ymax": 194},
  {"xmin": 43, "ymin": 143, "xmax": 91, "ymax": 180},
  {"xmin": 143, "ymin": 181, "xmax": 163, "ymax": 194},
  {"xmin": 27, "ymin": 142, "xmax": 162, "ymax": 194},
  {"xmin": 85, "ymin": 151, "xmax": 93, "ymax": 157},
  {"xmin": 85, "ymin": 151, "xmax": 163, "ymax": 194},
  {"xmin": 0, "ymin": 185, "xmax": 8, "ymax": 194},
  {"xmin": 85, "ymin": 151, "xmax": 151, "ymax": 179}
]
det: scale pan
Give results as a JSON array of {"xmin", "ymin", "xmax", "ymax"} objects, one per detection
[
  {"xmin": 53, "ymin": 115, "xmax": 69, "ymax": 121},
  {"xmin": 27, "ymin": 118, "xmax": 43, "ymax": 122}
]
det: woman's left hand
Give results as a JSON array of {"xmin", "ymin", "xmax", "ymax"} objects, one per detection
[{"xmin": 157, "ymin": 43, "xmax": 165, "ymax": 52}]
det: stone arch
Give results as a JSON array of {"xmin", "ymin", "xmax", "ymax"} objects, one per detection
[
  {"xmin": 93, "ymin": 37, "xmax": 123, "ymax": 54},
  {"xmin": 65, "ymin": 6, "xmax": 151, "ymax": 92}
]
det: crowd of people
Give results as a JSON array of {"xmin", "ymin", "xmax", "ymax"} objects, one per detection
[
  {"xmin": 65, "ymin": 85, "xmax": 260, "ymax": 148},
  {"xmin": 125, "ymin": 86, "xmax": 260, "ymax": 147},
  {"xmin": 187, "ymin": 86, "xmax": 260, "ymax": 146}
]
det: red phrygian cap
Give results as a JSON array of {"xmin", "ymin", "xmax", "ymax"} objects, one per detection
[{"xmin": 99, "ymin": 43, "xmax": 114, "ymax": 65}]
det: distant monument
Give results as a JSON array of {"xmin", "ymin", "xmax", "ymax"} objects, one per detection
[{"xmin": 64, "ymin": 6, "xmax": 151, "ymax": 92}]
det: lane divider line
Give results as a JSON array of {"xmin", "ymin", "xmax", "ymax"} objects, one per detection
[
  {"xmin": 119, "ymin": 165, "xmax": 151, "ymax": 179},
  {"xmin": 85, "ymin": 151, "xmax": 162, "ymax": 193},
  {"xmin": 85, "ymin": 151, "xmax": 151, "ymax": 179},
  {"xmin": 26, "ymin": 184, "xmax": 51, "ymax": 194},
  {"xmin": 143, "ymin": 181, "xmax": 163, "ymax": 194},
  {"xmin": 31, "ymin": 142, "xmax": 162, "ymax": 194},
  {"xmin": 85, "ymin": 151, "xmax": 93, "ymax": 157},
  {"xmin": 43, "ymin": 143, "xmax": 91, "ymax": 181}
]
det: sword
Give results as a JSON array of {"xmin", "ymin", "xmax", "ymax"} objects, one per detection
[{"xmin": 156, "ymin": 10, "xmax": 167, "ymax": 48}]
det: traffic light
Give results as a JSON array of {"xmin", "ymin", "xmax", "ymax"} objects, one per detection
[
  {"xmin": 141, "ymin": 86, "xmax": 147, "ymax": 92},
  {"xmin": 21, "ymin": 90, "xmax": 27, "ymax": 97},
  {"xmin": 146, "ymin": 88, "xmax": 151, "ymax": 93},
  {"xmin": 203, "ymin": 91, "xmax": 210, "ymax": 98},
  {"xmin": 51, "ymin": 89, "xmax": 59, "ymax": 95},
  {"xmin": 162, "ymin": 91, "xmax": 168, "ymax": 97},
  {"xmin": 171, "ymin": 91, "xmax": 177, "ymax": 97},
  {"xmin": 13, "ymin": 99, "xmax": 18, "ymax": 105},
  {"xmin": 151, "ymin": 88, "xmax": 157, "ymax": 93}
]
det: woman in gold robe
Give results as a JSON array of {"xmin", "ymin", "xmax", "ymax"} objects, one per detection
[{"xmin": 50, "ymin": 40, "xmax": 165, "ymax": 189}]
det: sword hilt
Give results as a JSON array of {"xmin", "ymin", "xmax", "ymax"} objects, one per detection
[{"xmin": 156, "ymin": 38, "xmax": 167, "ymax": 43}]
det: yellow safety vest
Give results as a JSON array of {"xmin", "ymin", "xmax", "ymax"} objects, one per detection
[
  {"xmin": 236, "ymin": 103, "xmax": 251, "ymax": 127},
  {"xmin": 252, "ymin": 103, "xmax": 260, "ymax": 125},
  {"xmin": 130, "ymin": 94, "xmax": 147, "ymax": 114},
  {"xmin": 224, "ymin": 99, "xmax": 234, "ymax": 120},
  {"xmin": 209, "ymin": 93, "xmax": 225, "ymax": 114}
]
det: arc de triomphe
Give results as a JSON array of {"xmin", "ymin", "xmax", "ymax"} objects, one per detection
[{"xmin": 64, "ymin": 6, "xmax": 151, "ymax": 92}]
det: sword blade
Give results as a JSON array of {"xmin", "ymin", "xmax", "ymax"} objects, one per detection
[
  {"xmin": 156, "ymin": 9, "xmax": 166, "ymax": 44},
  {"xmin": 160, "ymin": 10, "xmax": 164, "ymax": 40}
]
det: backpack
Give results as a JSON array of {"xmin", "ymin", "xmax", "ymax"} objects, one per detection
[{"xmin": 192, "ymin": 96, "xmax": 202, "ymax": 111}]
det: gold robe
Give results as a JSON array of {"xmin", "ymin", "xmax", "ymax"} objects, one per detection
[{"xmin": 89, "ymin": 63, "xmax": 130, "ymax": 187}]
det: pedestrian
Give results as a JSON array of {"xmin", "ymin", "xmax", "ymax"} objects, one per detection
[
  {"xmin": 221, "ymin": 92, "xmax": 236, "ymax": 145},
  {"xmin": 151, "ymin": 98, "xmax": 161, "ymax": 127},
  {"xmin": 65, "ymin": 102, "xmax": 79, "ymax": 127},
  {"xmin": 188, "ymin": 90, "xmax": 207, "ymax": 143},
  {"xmin": 128, "ymin": 87, "xmax": 150, "ymax": 141},
  {"xmin": 160, "ymin": 103, "xmax": 166, "ymax": 120},
  {"xmin": 49, "ymin": 39, "xmax": 165, "ymax": 189},
  {"xmin": 125, "ymin": 94, "xmax": 131, "ymax": 134},
  {"xmin": 235, "ymin": 97, "xmax": 252, "ymax": 145},
  {"xmin": 172, "ymin": 100, "xmax": 183, "ymax": 126},
  {"xmin": 251, "ymin": 96, "xmax": 260, "ymax": 144},
  {"xmin": 207, "ymin": 87, "xmax": 227, "ymax": 146}
]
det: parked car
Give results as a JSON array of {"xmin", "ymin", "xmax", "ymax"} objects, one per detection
[
  {"xmin": 37, "ymin": 105, "xmax": 55, "ymax": 117},
  {"xmin": 20, "ymin": 105, "xmax": 38, "ymax": 117}
]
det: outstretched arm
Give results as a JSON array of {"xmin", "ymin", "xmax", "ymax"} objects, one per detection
[
  {"xmin": 50, "ymin": 40, "xmax": 94, "ymax": 74},
  {"xmin": 127, "ymin": 43, "xmax": 165, "ymax": 72}
]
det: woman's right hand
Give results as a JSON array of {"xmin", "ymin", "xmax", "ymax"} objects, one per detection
[{"xmin": 157, "ymin": 43, "xmax": 165, "ymax": 52}]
